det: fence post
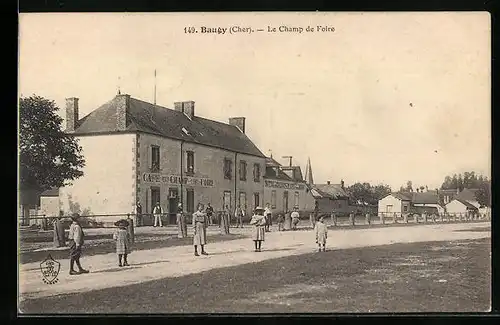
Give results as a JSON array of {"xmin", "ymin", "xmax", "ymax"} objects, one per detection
[
  {"xmin": 379, "ymin": 213, "xmax": 385, "ymax": 225},
  {"xmin": 331, "ymin": 213, "xmax": 337, "ymax": 227},
  {"xmin": 393, "ymin": 213, "xmax": 397, "ymax": 224},
  {"xmin": 403, "ymin": 213, "xmax": 408, "ymax": 223},
  {"xmin": 422, "ymin": 213, "xmax": 427, "ymax": 223},
  {"xmin": 365, "ymin": 213, "xmax": 371, "ymax": 225},
  {"xmin": 414, "ymin": 213, "xmax": 419, "ymax": 223},
  {"xmin": 349, "ymin": 213, "xmax": 355, "ymax": 226},
  {"xmin": 127, "ymin": 214, "xmax": 135, "ymax": 244}
]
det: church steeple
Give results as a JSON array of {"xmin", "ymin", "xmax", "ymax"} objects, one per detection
[{"xmin": 304, "ymin": 157, "xmax": 314, "ymax": 185}]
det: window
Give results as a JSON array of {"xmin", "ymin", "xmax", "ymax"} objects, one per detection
[
  {"xmin": 151, "ymin": 145, "xmax": 160, "ymax": 172},
  {"xmin": 294, "ymin": 192, "xmax": 300, "ymax": 208},
  {"xmin": 253, "ymin": 163, "xmax": 261, "ymax": 182},
  {"xmin": 186, "ymin": 189, "xmax": 195, "ymax": 213},
  {"xmin": 283, "ymin": 191, "xmax": 289, "ymax": 212},
  {"xmin": 239, "ymin": 160, "xmax": 247, "ymax": 181},
  {"xmin": 223, "ymin": 191, "xmax": 232, "ymax": 210},
  {"xmin": 271, "ymin": 190, "xmax": 277, "ymax": 209},
  {"xmin": 239, "ymin": 192, "xmax": 247, "ymax": 210},
  {"xmin": 224, "ymin": 158, "xmax": 233, "ymax": 180},
  {"xmin": 403, "ymin": 205, "xmax": 409, "ymax": 212},
  {"xmin": 386, "ymin": 205, "xmax": 393, "ymax": 213},
  {"xmin": 186, "ymin": 151, "xmax": 195, "ymax": 174},
  {"xmin": 254, "ymin": 193, "xmax": 260, "ymax": 209},
  {"xmin": 151, "ymin": 187, "xmax": 160, "ymax": 212}
]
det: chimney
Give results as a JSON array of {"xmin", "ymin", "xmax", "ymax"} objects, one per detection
[
  {"xmin": 327, "ymin": 181, "xmax": 331, "ymax": 185},
  {"xmin": 174, "ymin": 102, "xmax": 183, "ymax": 112},
  {"xmin": 341, "ymin": 179, "xmax": 345, "ymax": 189},
  {"xmin": 116, "ymin": 94, "xmax": 130, "ymax": 131},
  {"xmin": 229, "ymin": 117, "xmax": 246, "ymax": 133},
  {"xmin": 65, "ymin": 97, "xmax": 79, "ymax": 132},
  {"xmin": 183, "ymin": 101, "xmax": 195, "ymax": 119}
]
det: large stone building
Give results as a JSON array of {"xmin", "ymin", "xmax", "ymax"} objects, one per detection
[
  {"xmin": 263, "ymin": 157, "xmax": 315, "ymax": 215},
  {"xmin": 59, "ymin": 94, "xmax": 267, "ymax": 224}
]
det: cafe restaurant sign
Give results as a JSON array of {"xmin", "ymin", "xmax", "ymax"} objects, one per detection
[
  {"xmin": 142, "ymin": 173, "xmax": 215, "ymax": 188},
  {"xmin": 265, "ymin": 179, "xmax": 305, "ymax": 190}
]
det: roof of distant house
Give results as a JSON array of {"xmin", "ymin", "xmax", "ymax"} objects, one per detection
[
  {"xmin": 412, "ymin": 191, "xmax": 440, "ymax": 205},
  {"xmin": 72, "ymin": 95, "xmax": 265, "ymax": 158},
  {"xmin": 40, "ymin": 188, "xmax": 59, "ymax": 197},
  {"xmin": 264, "ymin": 166, "xmax": 294, "ymax": 182},
  {"xmin": 453, "ymin": 198, "xmax": 479, "ymax": 210},
  {"xmin": 456, "ymin": 188, "xmax": 480, "ymax": 202},
  {"xmin": 311, "ymin": 184, "xmax": 349, "ymax": 199},
  {"xmin": 389, "ymin": 192, "xmax": 413, "ymax": 201}
]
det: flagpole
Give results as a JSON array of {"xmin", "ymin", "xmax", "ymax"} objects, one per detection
[{"xmin": 154, "ymin": 69, "xmax": 157, "ymax": 106}]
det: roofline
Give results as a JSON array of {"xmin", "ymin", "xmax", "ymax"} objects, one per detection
[
  {"xmin": 263, "ymin": 175, "xmax": 306, "ymax": 183},
  {"xmin": 68, "ymin": 130, "xmax": 267, "ymax": 158}
]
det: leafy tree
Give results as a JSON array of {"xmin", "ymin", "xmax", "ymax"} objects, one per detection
[
  {"xmin": 406, "ymin": 180, "xmax": 413, "ymax": 192},
  {"xmin": 19, "ymin": 95, "xmax": 85, "ymax": 191},
  {"xmin": 439, "ymin": 171, "xmax": 490, "ymax": 207},
  {"xmin": 348, "ymin": 182, "xmax": 392, "ymax": 205}
]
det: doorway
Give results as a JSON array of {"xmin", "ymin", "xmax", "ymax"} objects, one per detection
[
  {"xmin": 283, "ymin": 191, "xmax": 289, "ymax": 213},
  {"xmin": 168, "ymin": 188, "xmax": 179, "ymax": 224}
]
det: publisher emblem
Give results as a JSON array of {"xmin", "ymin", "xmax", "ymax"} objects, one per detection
[{"xmin": 39, "ymin": 254, "xmax": 60, "ymax": 284}]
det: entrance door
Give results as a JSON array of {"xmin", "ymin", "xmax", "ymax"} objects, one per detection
[
  {"xmin": 151, "ymin": 187, "xmax": 161, "ymax": 226},
  {"xmin": 283, "ymin": 191, "xmax": 289, "ymax": 213},
  {"xmin": 168, "ymin": 188, "xmax": 179, "ymax": 224}
]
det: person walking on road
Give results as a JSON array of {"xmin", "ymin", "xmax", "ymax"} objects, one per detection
[
  {"xmin": 53, "ymin": 211, "xmax": 66, "ymax": 248},
  {"xmin": 192, "ymin": 203, "xmax": 209, "ymax": 256},
  {"xmin": 277, "ymin": 213, "xmax": 285, "ymax": 231},
  {"xmin": 153, "ymin": 202, "xmax": 163, "ymax": 227},
  {"xmin": 235, "ymin": 205, "xmax": 244, "ymax": 228},
  {"xmin": 250, "ymin": 207, "xmax": 266, "ymax": 252},
  {"xmin": 113, "ymin": 219, "xmax": 131, "ymax": 267},
  {"xmin": 205, "ymin": 203, "xmax": 214, "ymax": 226},
  {"xmin": 264, "ymin": 203, "xmax": 272, "ymax": 232},
  {"xmin": 291, "ymin": 207, "xmax": 300, "ymax": 230},
  {"xmin": 221, "ymin": 205, "xmax": 231, "ymax": 234},
  {"xmin": 314, "ymin": 216, "xmax": 328, "ymax": 252},
  {"xmin": 68, "ymin": 213, "xmax": 89, "ymax": 275},
  {"xmin": 135, "ymin": 201, "xmax": 143, "ymax": 227},
  {"xmin": 177, "ymin": 202, "xmax": 187, "ymax": 238}
]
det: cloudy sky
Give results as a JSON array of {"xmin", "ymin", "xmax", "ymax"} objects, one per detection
[{"xmin": 19, "ymin": 12, "xmax": 491, "ymax": 190}]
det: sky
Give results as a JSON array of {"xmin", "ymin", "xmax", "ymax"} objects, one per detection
[{"xmin": 18, "ymin": 12, "xmax": 491, "ymax": 190}]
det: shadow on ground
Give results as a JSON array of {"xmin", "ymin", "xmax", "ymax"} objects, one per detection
[
  {"xmin": 19, "ymin": 234, "xmax": 247, "ymax": 264},
  {"xmin": 19, "ymin": 237, "xmax": 490, "ymax": 314}
]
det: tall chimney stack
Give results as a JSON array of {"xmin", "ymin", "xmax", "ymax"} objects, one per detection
[
  {"xmin": 183, "ymin": 101, "xmax": 195, "ymax": 119},
  {"xmin": 116, "ymin": 94, "xmax": 130, "ymax": 131},
  {"xmin": 174, "ymin": 102, "xmax": 183, "ymax": 112},
  {"xmin": 65, "ymin": 97, "xmax": 79, "ymax": 132},
  {"xmin": 341, "ymin": 179, "xmax": 345, "ymax": 189},
  {"xmin": 229, "ymin": 117, "xmax": 246, "ymax": 133},
  {"xmin": 327, "ymin": 181, "xmax": 331, "ymax": 185}
]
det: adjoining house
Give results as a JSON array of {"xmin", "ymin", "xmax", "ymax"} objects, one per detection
[
  {"xmin": 40, "ymin": 188, "xmax": 60, "ymax": 218},
  {"xmin": 57, "ymin": 94, "xmax": 267, "ymax": 224},
  {"xmin": 445, "ymin": 198, "xmax": 479, "ymax": 215},
  {"xmin": 411, "ymin": 190, "xmax": 445, "ymax": 215},
  {"xmin": 263, "ymin": 156, "xmax": 315, "ymax": 214},
  {"xmin": 309, "ymin": 180, "xmax": 351, "ymax": 215},
  {"xmin": 378, "ymin": 192, "xmax": 412, "ymax": 216}
]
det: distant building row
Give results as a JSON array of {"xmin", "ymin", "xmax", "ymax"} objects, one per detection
[{"xmin": 378, "ymin": 188, "xmax": 487, "ymax": 216}]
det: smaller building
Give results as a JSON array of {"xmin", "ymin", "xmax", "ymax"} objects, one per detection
[
  {"xmin": 309, "ymin": 181, "xmax": 350, "ymax": 215},
  {"xmin": 378, "ymin": 192, "xmax": 412, "ymax": 215},
  {"xmin": 445, "ymin": 198, "xmax": 479, "ymax": 215},
  {"xmin": 263, "ymin": 157, "xmax": 315, "ymax": 215},
  {"xmin": 40, "ymin": 188, "xmax": 60, "ymax": 218},
  {"xmin": 411, "ymin": 190, "xmax": 445, "ymax": 215}
]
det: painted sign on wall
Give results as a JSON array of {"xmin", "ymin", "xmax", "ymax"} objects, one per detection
[
  {"xmin": 264, "ymin": 179, "xmax": 305, "ymax": 190},
  {"xmin": 142, "ymin": 173, "xmax": 215, "ymax": 187}
]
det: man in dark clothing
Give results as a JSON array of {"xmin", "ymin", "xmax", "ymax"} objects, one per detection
[
  {"xmin": 136, "ymin": 201, "xmax": 143, "ymax": 227},
  {"xmin": 205, "ymin": 203, "xmax": 214, "ymax": 226}
]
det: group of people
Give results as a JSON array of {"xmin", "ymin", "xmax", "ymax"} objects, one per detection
[{"xmin": 55, "ymin": 202, "xmax": 331, "ymax": 276}]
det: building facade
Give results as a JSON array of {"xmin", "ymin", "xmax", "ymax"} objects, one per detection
[
  {"xmin": 309, "ymin": 181, "xmax": 351, "ymax": 215},
  {"xmin": 263, "ymin": 157, "xmax": 315, "ymax": 215},
  {"xmin": 58, "ymin": 94, "xmax": 266, "ymax": 224}
]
